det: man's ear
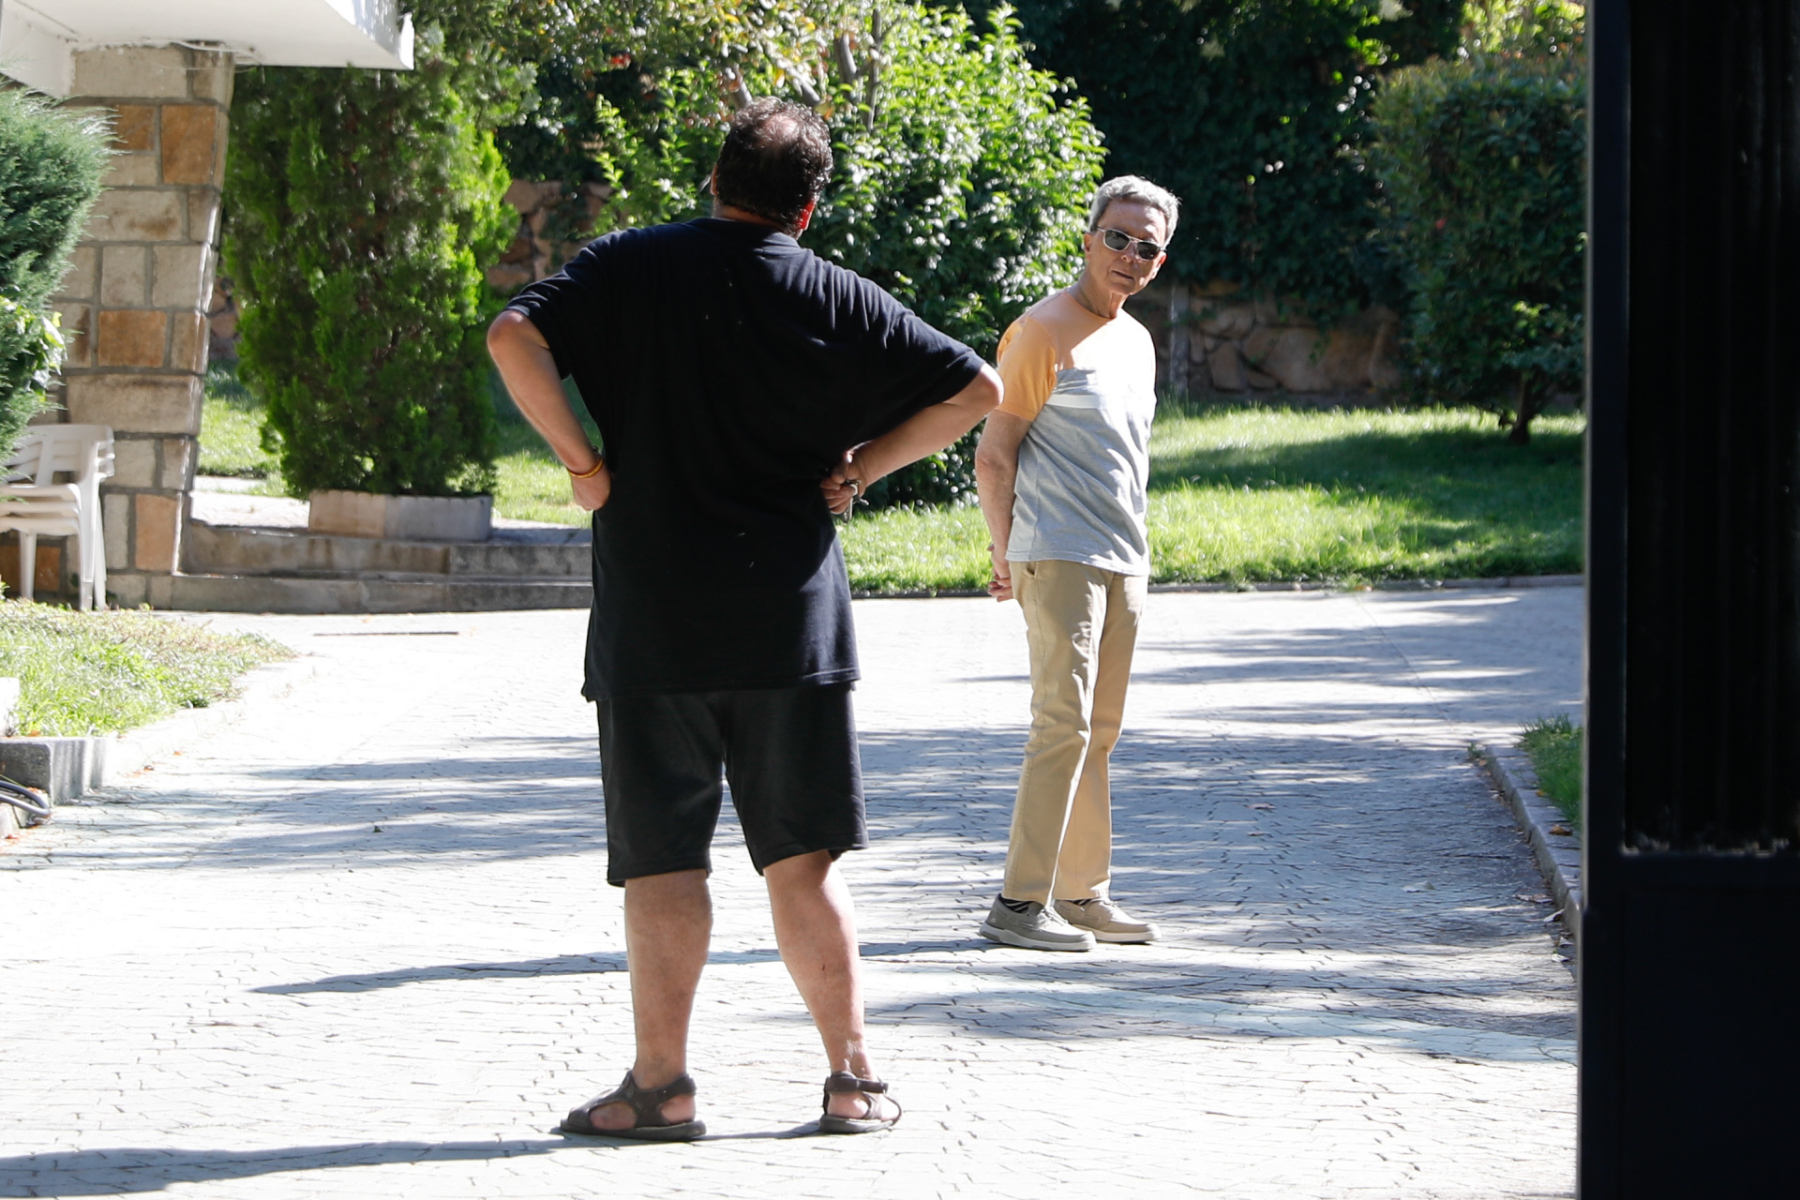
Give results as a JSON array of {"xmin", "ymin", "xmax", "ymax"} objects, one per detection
[
  {"xmin": 793, "ymin": 198, "xmax": 818, "ymax": 233},
  {"xmin": 709, "ymin": 168, "xmax": 719, "ymax": 197}
]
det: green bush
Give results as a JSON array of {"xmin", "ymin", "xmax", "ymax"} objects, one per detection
[
  {"xmin": 811, "ymin": 7, "xmax": 1102, "ymax": 360},
  {"xmin": 1369, "ymin": 47, "xmax": 1585, "ymax": 442},
  {"xmin": 817, "ymin": 6, "xmax": 1102, "ymax": 506},
  {"xmin": 1000, "ymin": 0, "xmax": 1460, "ymax": 314},
  {"xmin": 565, "ymin": 3, "xmax": 1102, "ymax": 507},
  {"xmin": 223, "ymin": 30, "xmax": 520, "ymax": 497},
  {"xmin": 0, "ymin": 91, "xmax": 108, "ymax": 457},
  {"xmin": 393, "ymin": 3, "xmax": 1099, "ymax": 507}
]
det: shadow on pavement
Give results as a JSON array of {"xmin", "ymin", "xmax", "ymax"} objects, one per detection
[
  {"xmin": 252, "ymin": 947, "xmax": 795, "ymax": 993},
  {"xmin": 0, "ymin": 1138, "xmax": 646, "ymax": 1197},
  {"xmin": 50, "ymin": 693, "xmax": 1572, "ymax": 1058}
]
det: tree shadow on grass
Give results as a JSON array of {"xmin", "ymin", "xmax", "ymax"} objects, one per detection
[
  {"xmin": 1147, "ymin": 414, "xmax": 1585, "ymax": 494},
  {"xmin": 1144, "ymin": 418, "xmax": 1585, "ymax": 579}
]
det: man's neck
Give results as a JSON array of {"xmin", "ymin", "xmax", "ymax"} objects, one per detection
[
  {"xmin": 713, "ymin": 201, "xmax": 799, "ymax": 236},
  {"xmin": 1070, "ymin": 274, "xmax": 1126, "ymax": 320}
]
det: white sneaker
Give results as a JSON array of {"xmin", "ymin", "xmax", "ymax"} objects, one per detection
[
  {"xmin": 978, "ymin": 897, "xmax": 1095, "ymax": 952},
  {"xmin": 1053, "ymin": 897, "xmax": 1159, "ymax": 944}
]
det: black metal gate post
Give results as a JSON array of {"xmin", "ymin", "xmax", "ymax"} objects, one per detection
[{"xmin": 1584, "ymin": 2, "xmax": 1800, "ymax": 1195}]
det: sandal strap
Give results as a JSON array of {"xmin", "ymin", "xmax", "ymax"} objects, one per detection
[
  {"xmin": 580, "ymin": 1070, "xmax": 697, "ymax": 1127},
  {"xmin": 823, "ymin": 1070, "xmax": 889, "ymax": 1096}
]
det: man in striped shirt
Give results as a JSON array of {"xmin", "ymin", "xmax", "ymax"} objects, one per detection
[{"xmin": 974, "ymin": 176, "xmax": 1180, "ymax": 952}]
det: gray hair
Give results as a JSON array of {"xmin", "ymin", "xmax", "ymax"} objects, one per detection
[{"xmin": 1087, "ymin": 175, "xmax": 1181, "ymax": 239}]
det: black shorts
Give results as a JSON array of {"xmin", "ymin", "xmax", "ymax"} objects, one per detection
[{"xmin": 596, "ymin": 683, "xmax": 865, "ymax": 886}]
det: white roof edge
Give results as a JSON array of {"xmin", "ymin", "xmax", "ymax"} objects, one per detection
[
  {"xmin": 0, "ymin": 2, "xmax": 415, "ymax": 97},
  {"xmin": 0, "ymin": 9, "xmax": 75, "ymax": 95}
]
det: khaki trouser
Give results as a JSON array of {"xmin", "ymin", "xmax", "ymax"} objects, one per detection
[{"xmin": 1001, "ymin": 559, "xmax": 1147, "ymax": 906}]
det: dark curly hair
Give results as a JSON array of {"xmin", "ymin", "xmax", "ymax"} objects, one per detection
[{"xmin": 712, "ymin": 99, "xmax": 833, "ymax": 234}]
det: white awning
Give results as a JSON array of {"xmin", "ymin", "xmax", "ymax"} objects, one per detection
[{"xmin": 0, "ymin": 0, "xmax": 414, "ymax": 96}]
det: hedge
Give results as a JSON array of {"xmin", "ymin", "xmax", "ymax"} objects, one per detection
[
  {"xmin": 0, "ymin": 91, "xmax": 108, "ymax": 458},
  {"xmin": 1002, "ymin": 0, "xmax": 1461, "ymax": 314},
  {"xmin": 223, "ymin": 30, "xmax": 520, "ymax": 497},
  {"xmin": 1370, "ymin": 49, "xmax": 1586, "ymax": 441}
]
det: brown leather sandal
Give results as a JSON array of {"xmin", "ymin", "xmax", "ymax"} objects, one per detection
[
  {"xmin": 560, "ymin": 1070, "xmax": 705, "ymax": 1141},
  {"xmin": 819, "ymin": 1071, "xmax": 902, "ymax": 1134}
]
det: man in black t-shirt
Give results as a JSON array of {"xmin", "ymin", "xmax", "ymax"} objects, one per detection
[{"xmin": 488, "ymin": 99, "xmax": 1000, "ymax": 1140}]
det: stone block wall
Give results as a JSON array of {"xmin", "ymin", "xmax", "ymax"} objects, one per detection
[
  {"xmin": 1130, "ymin": 280, "xmax": 1402, "ymax": 404},
  {"xmin": 486, "ymin": 180, "xmax": 614, "ymax": 293},
  {"xmin": 48, "ymin": 44, "xmax": 233, "ymax": 607}
]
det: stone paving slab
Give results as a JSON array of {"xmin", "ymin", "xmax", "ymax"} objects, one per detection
[{"xmin": 0, "ymin": 589, "xmax": 1580, "ymax": 1198}]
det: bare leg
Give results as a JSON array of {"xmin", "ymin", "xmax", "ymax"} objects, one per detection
[
  {"xmin": 764, "ymin": 850, "xmax": 897, "ymax": 1121},
  {"xmin": 588, "ymin": 867, "xmax": 710, "ymax": 1130}
]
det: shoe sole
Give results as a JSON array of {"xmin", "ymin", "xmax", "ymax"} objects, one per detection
[
  {"xmin": 1089, "ymin": 929, "xmax": 1157, "ymax": 944},
  {"xmin": 978, "ymin": 920, "xmax": 1094, "ymax": 952},
  {"xmin": 819, "ymin": 1115, "xmax": 898, "ymax": 1134},
  {"xmin": 560, "ymin": 1118, "xmax": 706, "ymax": 1141}
]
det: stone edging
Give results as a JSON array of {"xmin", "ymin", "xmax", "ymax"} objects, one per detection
[
  {"xmin": 1474, "ymin": 742, "xmax": 1582, "ymax": 945},
  {"xmin": 0, "ymin": 654, "xmax": 320, "ymax": 813},
  {"xmin": 851, "ymin": 574, "xmax": 1585, "ymax": 601}
]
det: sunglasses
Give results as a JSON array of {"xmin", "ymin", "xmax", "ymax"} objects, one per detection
[{"xmin": 1096, "ymin": 227, "xmax": 1165, "ymax": 260}]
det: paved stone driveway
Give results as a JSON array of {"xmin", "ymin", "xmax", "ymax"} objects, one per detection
[{"xmin": 0, "ymin": 589, "xmax": 1580, "ymax": 1198}]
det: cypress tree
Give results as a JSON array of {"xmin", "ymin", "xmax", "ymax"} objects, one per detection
[{"xmin": 224, "ymin": 30, "xmax": 518, "ymax": 497}]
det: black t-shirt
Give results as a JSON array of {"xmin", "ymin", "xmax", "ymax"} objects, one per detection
[{"xmin": 507, "ymin": 218, "xmax": 985, "ymax": 700}]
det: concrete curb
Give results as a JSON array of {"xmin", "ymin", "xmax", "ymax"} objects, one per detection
[
  {"xmin": 1474, "ymin": 742, "xmax": 1582, "ymax": 943},
  {"xmin": 1149, "ymin": 574, "xmax": 1585, "ymax": 594},
  {"xmin": 0, "ymin": 653, "xmax": 321, "ymax": 810},
  {"xmin": 852, "ymin": 574, "xmax": 1585, "ymax": 600}
]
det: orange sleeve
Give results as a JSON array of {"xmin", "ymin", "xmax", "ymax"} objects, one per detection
[{"xmin": 995, "ymin": 316, "xmax": 1058, "ymax": 422}]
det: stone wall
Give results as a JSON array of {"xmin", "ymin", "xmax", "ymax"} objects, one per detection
[
  {"xmin": 1129, "ymin": 280, "xmax": 1401, "ymax": 403},
  {"xmin": 485, "ymin": 180, "xmax": 613, "ymax": 294},
  {"xmin": 46, "ymin": 44, "xmax": 234, "ymax": 607}
]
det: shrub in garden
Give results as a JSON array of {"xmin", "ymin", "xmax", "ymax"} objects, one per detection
[
  {"xmin": 1370, "ymin": 47, "xmax": 1585, "ymax": 442},
  {"xmin": 1000, "ymin": 0, "xmax": 1461, "ymax": 313},
  {"xmin": 814, "ymin": 6, "xmax": 1102, "ymax": 506},
  {"xmin": 223, "ymin": 30, "xmax": 521, "ymax": 497},
  {"xmin": 565, "ymin": 3, "xmax": 1103, "ymax": 507},
  {"xmin": 0, "ymin": 91, "xmax": 107, "ymax": 458},
  {"xmin": 379, "ymin": 2, "xmax": 1099, "ymax": 507}
]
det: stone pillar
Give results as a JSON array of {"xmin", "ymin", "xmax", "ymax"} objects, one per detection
[{"xmin": 48, "ymin": 45, "xmax": 232, "ymax": 608}]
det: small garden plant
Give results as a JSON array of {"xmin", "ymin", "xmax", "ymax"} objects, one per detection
[{"xmin": 1518, "ymin": 714, "xmax": 1582, "ymax": 830}]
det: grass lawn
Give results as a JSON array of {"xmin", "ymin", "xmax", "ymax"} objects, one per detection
[
  {"xmin": 1142, "ymin": 405, "xmax": 1584, "ymax": 584},
  {"xmin": 1518, "ymin": 714, "xmax": 1583, "ymax": 830},
  {"xmin": 198, "ymin": 362, "xmax": 280, "ymax": 481},
  {"xmin": 490, "ymin": 395, "xmax": 601, "ymax": 525},
  {"xmin": 0, "ymin": 602, "xmax": 292, "ymax": 736},
  {"xmin": 197, "ymin": 364, "xmax": 1584, "ymax": 592},
  {"xmin": 842, "ymin": 405, "xmax": 1585, "ymax": 592}
]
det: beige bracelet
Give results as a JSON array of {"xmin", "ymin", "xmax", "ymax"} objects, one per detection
[{"xmin": 568, "ymin": 453, "xmax": 605, "ymax": 480}]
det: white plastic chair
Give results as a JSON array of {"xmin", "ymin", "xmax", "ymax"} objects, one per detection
[{"xmin": 0, "ymin": 424, "xmax": 115, "ymax": 609}]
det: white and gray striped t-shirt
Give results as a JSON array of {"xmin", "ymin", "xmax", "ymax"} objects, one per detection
[{"xmin": 996, "ymin": 290, "xmax": 1157, "ymax": 575}]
